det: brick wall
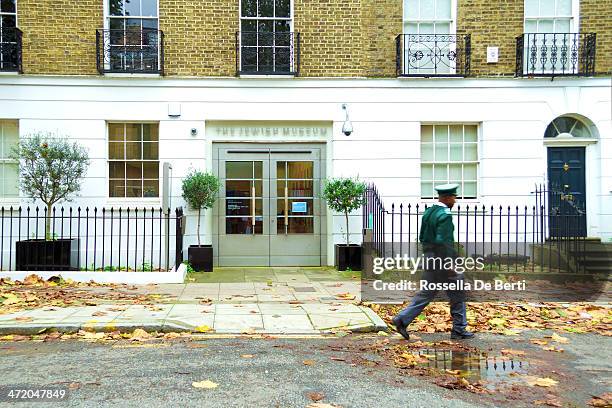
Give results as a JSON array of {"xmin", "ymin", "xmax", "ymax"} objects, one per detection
[
  {"xmin": 361, "ymin": 0, "xmax": 402, "ymax": 77},
  {"xmin": 294, "ymin": 0, "xmax": 364, "ymax": 77},
  {"xmin": 160, "ymin": 0, "xmax": 238, "ymax": 77},
  {"xmin": 19, "ymin": 0, "xmax": 101, "ymax": 75},
  {"xmin": 580, "ymin": 0, "xmax": 612, "ymax": 75},
  {"xmin": 457, "ymin": 0, "xmax": 524, "ymax": 77}
]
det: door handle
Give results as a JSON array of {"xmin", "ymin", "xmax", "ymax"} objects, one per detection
[
  {"xmin": 284, "ymin": 186, "xmax": 289, "ymax": 234},
  {"xmin": 251, "ymin": 186, "xmax": 256, "ymax": 234}
]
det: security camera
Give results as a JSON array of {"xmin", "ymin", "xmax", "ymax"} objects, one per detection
[
  {"xmin": 341, "ymin": 104, "xmax": 353, "ymax": 136},
  {"xmin": 190, "ymin": 128, "xmax": 198, "ymax": 136},
  {"xmin": 342, "ymin": 121, "xmax": 353, "ymax": 137}
]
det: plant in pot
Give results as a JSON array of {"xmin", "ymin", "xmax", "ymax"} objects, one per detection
[
  {"xmin": 12, "ymin": 132, "xmax": 89, "ymax": 271},
  {"xmin": 182, "ymin": 170, "xmax": 220, "ymax": 272},
  {"xmin": 323, "ymin": 177, "xmax": 366, "ymax": 271}
]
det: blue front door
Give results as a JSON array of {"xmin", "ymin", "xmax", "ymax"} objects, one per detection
[{"xmin": 547, "ymin": 147, "xmax": 587, "ymax": 237}]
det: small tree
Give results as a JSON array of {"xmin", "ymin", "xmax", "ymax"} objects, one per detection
[
  {"xmin": 181, "ymin": 170, "xmax": 220, "ymax": 246},
  {"xmin": 12, "ymin": 133, "xmax": 89, "ymax": 240},
  {"xmin": 323, "ymin": 177, "xmax": 366, "ymax": 246}
]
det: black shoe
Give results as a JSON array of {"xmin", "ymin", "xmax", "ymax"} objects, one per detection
[
  {"xmin": 450, "ymin": 330, "xmax": 475, "ymax": 340},
  {"xmin": 391, "ymin": 316, "xmax": 410, "ymax": 341}
]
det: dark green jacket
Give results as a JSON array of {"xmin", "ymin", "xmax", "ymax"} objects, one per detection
[{"xmin": 419, "ymin": 205, "xmax": 457, "ymax": 258}]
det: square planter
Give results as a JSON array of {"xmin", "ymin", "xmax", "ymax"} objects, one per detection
[
  {"xmin": 15, "ymin": 238, "xmax": 80, "ymax": 271},
  {"xmin": 334, "ymin": 244, "xmax": 362, "ymax": 271},
  {"xmin": 188, "ymin": 245, "xmax": 213, "ymax": 272}
]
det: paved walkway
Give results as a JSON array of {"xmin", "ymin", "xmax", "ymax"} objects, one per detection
[{"xmin": 0, "ymin": 268, "xmax": 387, "ymax": 335}]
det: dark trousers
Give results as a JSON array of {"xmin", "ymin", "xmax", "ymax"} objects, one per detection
[{"xmin": 395, "ymin": 268, "xmax": 468, "ymax": 333}]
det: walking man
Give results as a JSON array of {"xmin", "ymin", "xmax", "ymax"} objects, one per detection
[{"xmin": 392, "ymin": 183, "xmax": 474, "ymax": 340}]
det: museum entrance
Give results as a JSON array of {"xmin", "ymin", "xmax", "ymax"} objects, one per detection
[{"xmin": 213, "ymin": 144, "xmax": 326, "ymax": 266}]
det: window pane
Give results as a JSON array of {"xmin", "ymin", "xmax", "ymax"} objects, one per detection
[
  {"xmin": 287, "ymin": 161, "xmax": 313, "ymax": 179},
  {"xmin": 449, "ymin": 164, "xmax": 462, "ymax": 179},
  {"xmin": 226, "ymin": 217, "xmax": 262, "ymax": 235},
  {"xmin": 557, "ymin": 0, "xmax": 572, "ymax": 15},
  {"xmin": 434, "ymin": 125, "xmax": 448, "ymax": 143},
  {"xmin": 434, "ymin": 164, "xmax": 448, "ymax": 181},
  {"xmin": 227, "ymin": 180, "xmax": 252, "ymax": 197},
  {"xmin": 434, "ymin": 22, "xmax": 450, "ymax": 34},
  {"xmin": 126, "ymin": 180, "xmax": 142, "ymax": 197},
  {"xmin": 464, "ymin": 143, "xmax": 477, "ymax": 161},
  {"xmin": 540, "ymin": 0, "xmax": 555, "ymax": 16},
  {"xmin": 241, "ymin": 0, "xmax": 257, "ymax": 17},
  {"xmin": 436, "ymin": 0, "xmax": 451, "ymax": 19},
  {"xmin": 141, "ymin": 0, "xmax": 157, "ymax": 16},
  {"xmin": 109, "ymin": 123, "xmax": 124, "ymax": 141},
  {"xmin": 280, "ymin": 217, "xmax": 314, "ymax": 234},
  {"xmin": 258, "ymin": 0, "xmax": 274, "ymax": 17},
  {"xmin": 109, "ymin": 180, "xmax": 125, "ymax": 197},
  {"xmin": 421, "ymin": 182, "xmax": 434, "ymax": 198},
  {"xmin": 0, "ymin": 0, "xmax": 16, "ymax": 13},
  {"xmin": 254, "ymin": 161, "xmax": 263, "ymax": 178},
  {"xmin": 554, "ymin": 19, "xmax": 570, "ymax": 33},
  {"xmin": 405, "ymin": 22, "xmax": 419, "ymax": 34},
  {"xmin": 125, "ymin": 0, "xmax": 141, "ymax": 16},
  {"xmin": 142, "ymin": 124, "xmax": 158, "ymax": 141},
  {"xmin": 571, "ymin": 121, "xmax": 590, "ymax": 138},
  {"xmin": 464, "ymin": 164, "xmax": 477, "ymax": 180},
  {"xmin": 435, "ymin": 144, "xmax": 448, "ymax": 161},
  {"xmin": 278, "ymin": 199, "xmax": 314, "ymax": 216},
  {"xmin": 142, "ymin": 142, "xmax": 158, "ymax": 159},
  {"xmin": 126, "ymin": 162, "xmax": 142, "ymax": 178},
  {"xmin": 449, "ymin": 144, "xmax": 463, "ymax": 161},
  {"xmin": 226, "ymin": 161, "xmax": 253, "ymax": 179},
  {"xmin": 109, "ymin": 0, "xmax": 124, "ymax": 16},
  {"xmin": 404, "ymin": 0, "xmax": 418, "ymax": 19},
  {"xmin": 276, "ymin": 0, "xmax": 290, "ymax": 17},
  {"xmin": 143, "ymin": 162, "xmax": 158, "ymax": 178},
  {"xmin": 226, "ymin": 198, "xmax": 260, "ymax": 216},
  {"xmin": 421, "ymin": 125, "xmax": 433, "ymax": 142},
  {"xmin": 449, "ymin": 125, "xmax": 463, "ymax": 142},
  {"xmin": 109, "ymin": 161, "xmax": 125, "ymax": 178},
  {"xmin": 463, "ymin": 182, "xmax": 477, "ymax": 197},
  {"xmin": 125, "ymin": 142, "xmax": 142, "ymax": 159},
  {"xmin": 525, "ymin": 19, "xmax": 537, "ymax": 32},
  {"xmin": 524, "ymin": 0, "xmax": 538, "ymax": 17},
  {"xmin": 109, "ymin": 142, "xmax": 124, "ymax": 160},
  {"xmin": 143, "ymin": 179, "xmax": 159, "ymax": 197},
  {"xmin": 3, "ymin": 163, "xmax": 18, "ymax": 197},
  {"xmin": 125, "ymin": 124, "xmax": 141, "ymax": 141},
  {"xmin": 420, "ymin": 0, "xmax": 435, "ymax": 19},
  {"xmin": 464, "ymin": 125, "xmax": 478, "ymax": 142},
  {"xmin": 421, "ymin": 143, "xmax": 433, "ymax": 161},
  {"xmin": 419, "ymin": 23, "xmax": 434, "ymax": 34},
  {"xmin": 421, "ymin": 164, "xmax": 433, "ymax": 180},
  {"xmin": 539, "ymin": 19, "xmax": 553, "ymax": 32},
  {"xmin": 287, "ymin": 180, "xmax": 313, "ymax": 197}
]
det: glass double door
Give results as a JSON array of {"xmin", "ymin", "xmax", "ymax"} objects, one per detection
[{"xmin": 215, "ymin": 146, "xmax": 323, "ymax": 266}]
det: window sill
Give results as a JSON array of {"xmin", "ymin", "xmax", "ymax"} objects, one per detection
[
  {"xmin": 104, "ymin": 198, "xmax": 162, "ymax": 210},
  {"xmin": 0, "ymin": 71, "xmax": 21, "ymax": 76},
  {"xmin": 0, "ymin": 199, "xmax": 21, "ymax": 209},
  {"xmin": 101, "ymin": 73, "xmax": 162, "ymax": 78}
]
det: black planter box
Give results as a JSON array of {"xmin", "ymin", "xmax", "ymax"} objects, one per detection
[
  {"xmin": 15, "ymin": 239, "xmax": 79, "ymax": 271},
  {"xmin": 188, "ymin": 245, "xmax": 213, "ymax": 272},
  {"xmin": 335, "ymin": 244, "xmax": 362, "ymax": 271}
]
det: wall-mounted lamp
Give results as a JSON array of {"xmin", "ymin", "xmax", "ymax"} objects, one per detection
[{"xmin": 341, "ymin": 103, "xmax": 353, "ymax": 137}]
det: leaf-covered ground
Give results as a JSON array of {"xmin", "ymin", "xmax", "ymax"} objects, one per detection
[
  {"xmin": 0, "ymin": 275, "xmax": 168, "ymax": 314},
  {"xmin": 368, "ymin": 301, "xmax": 612, "ymax": 336}
]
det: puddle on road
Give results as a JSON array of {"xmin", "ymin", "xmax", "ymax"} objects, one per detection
[{"xmin": 416, "ymin": 348, "xmax": 528, "ymax": 387}]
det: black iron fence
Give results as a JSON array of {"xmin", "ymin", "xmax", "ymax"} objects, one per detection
[
  {"xmin": 0, "ymin": 206, "xmax": 185, "ymax": 272},
  {"xmin": 515, "ymin": 32, "xmax": 596, "ymax": 77},
  {"xmin": 362, "ymin": 184, "xmax": 586, "ymax": 273},
  {"xmin": 236, "ymin": 31, "xmax": 300, "ymax": 76},
  {"xmin": 0, "ymin": 27, "xmax": 22, "ymax": 73},
  {"xmin": 96, "ymin": 28, "xmax": 164, "ymax": 74},
  {"xmin": 396, "ymin": 34, "xmax": 471, "ymax": 77}
]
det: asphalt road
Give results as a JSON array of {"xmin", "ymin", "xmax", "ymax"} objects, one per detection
[{"xmin": 0, "ymin": 332, "xmax": 609, "ymax": 408}]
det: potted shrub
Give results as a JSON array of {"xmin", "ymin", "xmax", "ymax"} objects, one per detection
[
  {"xmin": 12, "ymin": 133, "xmax": 89, "ymax": 271},
  {"xmin": 182, "ymin": 170, "xmax": 220, "ymax": 272},
  {"xmin": 323, "ymin": 177, "xmax": 366, "ymax": 271}
]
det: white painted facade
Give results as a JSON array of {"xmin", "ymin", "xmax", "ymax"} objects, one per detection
[{"xmin": 0, "ymin": 75, "xmax": 610, "ymax": 267}]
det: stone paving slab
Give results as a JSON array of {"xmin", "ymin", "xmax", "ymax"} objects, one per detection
[{"xmin": 0, "ymin": 303, "xmax": 386, "ymax": 335}]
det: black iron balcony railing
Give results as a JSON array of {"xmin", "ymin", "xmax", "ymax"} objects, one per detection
[
  {"xmin": 236, "ymin": 31, "xmax": 300, "ymax": 76},
  {"xmin": 96, "ymin": 28, "xmax": 164, "ymax": 75},
  {"xmin": 516, "ymin": 33, "xmax": 596, "ymax": 77},
  {"xmin": 396, "ymin": 34, "xmax": 471, "ymax": 77},
  {"xmin": 0, "ymin": 27, "xmax": 22, "ymax": 73}
]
